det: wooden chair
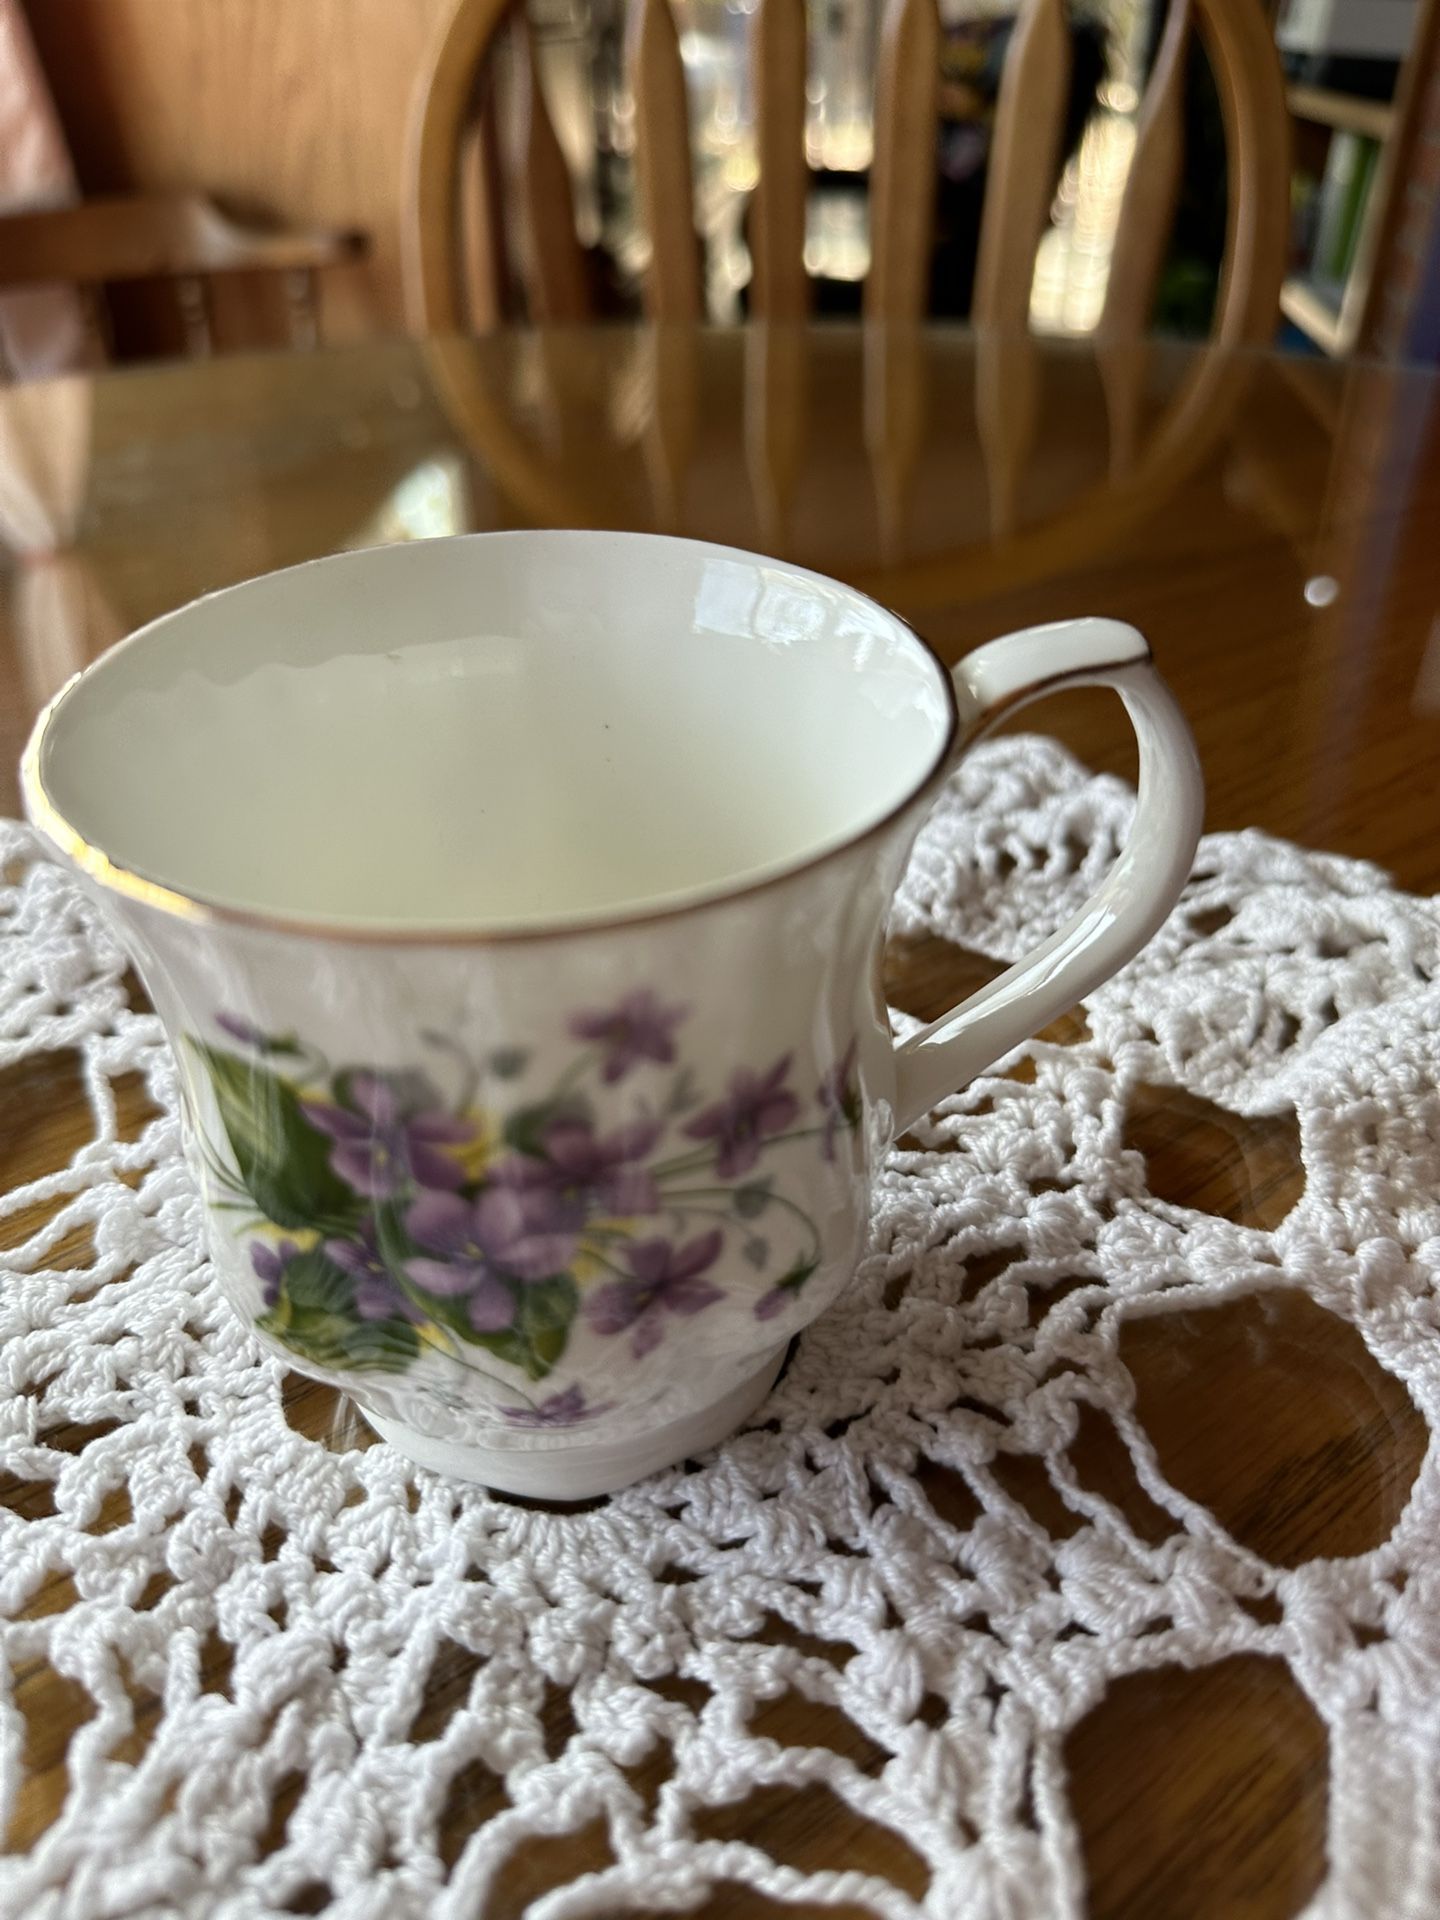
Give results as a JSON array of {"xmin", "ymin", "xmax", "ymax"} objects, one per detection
[
  {"xmin": 405, "ymin": 0, "xmax": 1288, "ymax": 587},
  {"xmin": 0, "ymin": 191, "xmax": 365, "ymax": 359},
  {"xmin": 405, "ymin": 0, "xmax": 1288, "ymax": 340}
]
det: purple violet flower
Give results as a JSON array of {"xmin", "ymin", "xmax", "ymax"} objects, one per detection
[
  {"xmin": 250, "ymin": 1238, "xmax": 299, "ymax": 1308},
  {"xmin": 586, "ymin": 1229, "xmax": 724, "ymax": 1357},
  {"xmin": 302, "ymin": 1072, "xmax": 474, "ymax": 1199},
  {"xmin": 570, "ymin": 990, "xmax": 686, "ymax": 1084},
  {"xmin": 217, "ymin": 1011, "xmax": 270, "ymax": 1049},
  {"xmin": 501, "ymin": 1385, "xmax": 614, "ymax": 1428},
  {"xmin": 325, "ymin": 1226, "xmax": 420, "ymax": 1323},
  {"xmin": 682, "ymin": 1055, "xmax": 800, "ymax": 1179},
  {"xmin": 405, "ymin": 1187, "xmax": 578, "ymax": 1332},
  {"xmin": 516, "ymin": 1116, "xmax": 661, "ymax": 1218}
]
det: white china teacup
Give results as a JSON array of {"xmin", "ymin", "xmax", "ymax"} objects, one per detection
[{"xmin": 22, "ymin": 533, "xmax": 1202, "ymax": 1495}]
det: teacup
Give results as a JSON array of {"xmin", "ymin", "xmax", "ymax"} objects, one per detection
[{"xmin": 22, "ymin": 533, "xmax": 1202, "ymax": 1495}]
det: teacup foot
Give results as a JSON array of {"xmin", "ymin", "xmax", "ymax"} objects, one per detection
[{"xmin": 363, "ymin": 1345, "xmax": 788, "ymax": 1498}]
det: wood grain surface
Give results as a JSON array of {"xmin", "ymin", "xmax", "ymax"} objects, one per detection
[
  {"xmin": 0, "ymin": 192, "xmax": 361, "ymax": 293},
  {"xmin": 2, "ymin": 325, "xmax": 1437, "ymax": 1917},
  {"xmin": 865, "ymin": 0, "xmax": 940, "ymax": 325},
  {"xmin": 627, "ymin": 0, "xmax": 702, "ymax": 323},
  {"xmin": 749, "ymin": 0, "xmax": 808, "ymax": 324},
  {"xmin": 24, "ymin": 0, "xmax": 454, "ymax": 344}
]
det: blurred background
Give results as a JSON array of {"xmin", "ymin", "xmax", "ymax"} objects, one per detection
[
  {"xmin": 0, "ymin": 0, "xmax": 1437, "ymax": 844},
  {"xmin": 1, "ymin": 0, "xmax": 1435, "ymax": 375}
]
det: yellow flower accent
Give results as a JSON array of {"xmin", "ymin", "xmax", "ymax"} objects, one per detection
[
  {"xmin": 253, "ymin": 1223, "xmax": 321, "ymax": 1255},
  {"xmin": 573, "ymin": 1220, "xmax": 637, "ymax": 1283},
  {"xmin": 449, "ymin": 1110, "xmax": 499, "ymax": 1184}
]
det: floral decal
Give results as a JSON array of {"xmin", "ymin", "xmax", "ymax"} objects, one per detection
[{"xmin": 184, "ymin": 1000, "xmax": 861, "ymax": 1415}]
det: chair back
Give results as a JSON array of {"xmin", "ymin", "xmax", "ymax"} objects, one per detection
[
  {"xmin": 405, "ymin": 0, "xmax": 1288, "ymax": 341},
  {"xmin": 0, "ymin": 191, "xmax": 364, "ymax": 359}
]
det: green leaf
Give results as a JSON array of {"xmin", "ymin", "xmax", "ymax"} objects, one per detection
[
  {"xmin": 280, "ymin": 1247, "xmax": 353, "ymax": 1315},
  {"xmin": 489, "ymin": 1047, "xmax": 530, "ymax": 1081},
  {"xmin": 258, "ymin": 1301, "xmax": 351, "ymax": 1368},
  {"xmin": 465, "ymin": 1324, "xmax": 528, "ymax": 1372},
  {"xmin": 371, "ymin": 1202, "xmax": 420, "ymax": 1273},
  {"xmin": 331, "ymin": 1067, "xmax": 366, "ymax": 1114},
  {"xmin": 342, "ymin": 1317, "xmax": 420, "ymax": 1373},
  {"xmin": 464, "ymin": 1273, "xmax": 577, "ymax": 1380},
  {"xmin": 518, "ymin": 1273, "xmax": 578, "ymax": 1374},
  {"xmin": 503, "ymin": 1096, "xmax": 589, "ymax": 1158},
  {"xmin": 775, "ymin": 1254, "xmax": 819, "ymax": 1294},
  {"xmin": 190, "ymin": 1040, "xmax": 357, "ymax": 1231},
  {"xmin": 259, "ymin": 1299, "xmax": 417, "ymax": 1376},
  {"xmin": 502, "ymin": 1103, "xmax": 553, "ymax": 1158},
  {"xmin": 408, "ymin": 1285, "xmax": 490, "ymax": 1353},
  {"xmin": 254, "ymin": 1245, "xmax": 419, "ymax": 1377}
]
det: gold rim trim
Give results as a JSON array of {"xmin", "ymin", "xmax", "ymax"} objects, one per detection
[
  {"xmin": 22, "ymin": 701, "xmax": 215, "ymax": 925},
  {"xmin": 20, "ymin": 562, "xmax": 963, "ymax": 949}
]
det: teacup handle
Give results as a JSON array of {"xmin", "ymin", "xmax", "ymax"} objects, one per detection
[{"xmin": 893, "ymin": 618, "xmax": 1203, "ymax": 1131}]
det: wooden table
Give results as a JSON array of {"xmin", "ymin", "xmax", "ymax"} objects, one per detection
[{"xmin": 1, "ymin": 325, "xmax": 1437, "ymax": 1918}]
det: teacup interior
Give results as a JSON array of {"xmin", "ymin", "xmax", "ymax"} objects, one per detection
[{"xmin": 34, "ymin": 533, "xmax": 954, "ymax": 933}]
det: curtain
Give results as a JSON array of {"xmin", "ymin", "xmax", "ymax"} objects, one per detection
[
  {"xmin": 0, "ymin": 375, "xmax": 120, "ymax": 707},
  {"xmin": 0, "ymin": 0, "xmax": 98, "ymax": 379},
  {"xmin": 0, "ymin": 5, "xmax": 117, "ymax": 705}
]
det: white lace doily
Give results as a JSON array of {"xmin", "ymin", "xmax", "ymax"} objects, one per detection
[{"xmin": 3, "ymin": 736, "xmax": 1437, "ymax": 1920}]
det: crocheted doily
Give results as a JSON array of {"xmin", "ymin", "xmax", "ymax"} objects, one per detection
[{"xmin": 3, "ymin": 736, "xmax": 1436, "ymax": 1919}]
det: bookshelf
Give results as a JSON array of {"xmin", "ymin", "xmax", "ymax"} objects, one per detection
[
  {"xmin": 1279, "ymin": 275, "xmax": 1346, "ymax": 354},
  {"xmin": 1286, "ymin": 85, "xmax": 1395, "ymax": 142},
  {"xmin": 1283, "ymin": 97, "xmax": 1385, "ymax": 356},
  {"xmin": 1281, "ymin": 0, "xmax": 1439, "ymax": 355}
]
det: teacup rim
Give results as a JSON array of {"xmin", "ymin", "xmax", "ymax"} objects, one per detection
[{"xmin": 21, "ymin": 530, "xmax": 962, "ymax": 946}]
